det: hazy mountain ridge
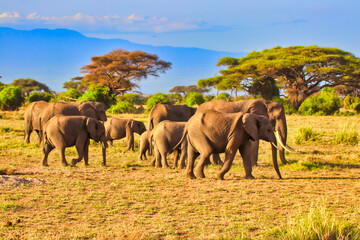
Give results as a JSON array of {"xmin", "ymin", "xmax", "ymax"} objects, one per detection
[{"xmin": 0, "ymin": 27, "xmax": 245, "ymax": 93}]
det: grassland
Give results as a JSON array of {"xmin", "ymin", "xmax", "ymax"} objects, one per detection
[{"xmin": 1, "ymin": 110, "xmax": 360, "ymax": 239}]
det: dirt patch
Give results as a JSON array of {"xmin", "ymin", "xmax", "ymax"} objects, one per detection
[{"xmin": 0, "ymin": 175, "xmax": 46, "ymax": 187}]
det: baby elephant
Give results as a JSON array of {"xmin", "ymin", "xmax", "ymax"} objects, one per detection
[
  {"xmin": 138, "ymin": 130, "xmax": 151, "ymax": 160},
  {"xmin": 151, "ymin": 120, "xmax": 188, "ymax": 169},
  {"xmin": 105, "ymin": 118, "xmax": 146, "ymax": 151},
  {"xmin": 42, "ymin": 116, "xmax": 108, "ymax": 167}
]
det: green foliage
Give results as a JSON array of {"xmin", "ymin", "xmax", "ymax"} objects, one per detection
[
  {"xmin": 270, "ymin": 201, "xmax": 360, "ymax": 240},
  {"xmin": 107, "ymin": 101, "xmax": 136, "ymax": 114},
  {"xmin": 343, "ymin": 95, "xmax": 360, "ymax": 110},
  {"xmin": 217, "ymin": 92, "xmax": 230, "ymax": 100},
  {"xmin": 184, "ymin": 92, "xmax": 205, "ymax": 106},
  {"xmin": 11, "ymin": 78, "xmax": 50, "ymax": 96},
  {"xmin": 250, "ymin": 76, "xmax": 279, "ymax": 100},
  {"xmin": 63, "ymin": 76, "xmax": 87, "ymax": 93},
  {"xmin": 78, "ymin": 85, "xmax": 115, "ymax": 109},
  {"xmin": 334, "ymin": 126, "xmax": 359, "ymax": 145},
  {"xmin": 168, "ymin": 93, "xmax": 183, "ymax": 104},
  {"xmin": 55, "ymin": 88, "xmax": 81, "ymax": 102},
  {"xmin": 271, "ymin": 97, "xmax": 296, "ymax": 115},
  {"xmin": 295, "ymin": 127, "xmax": 319, "ymax": 144},
  {"xmin": 116, "ymin": 93, "xmax": 145, "ymax": 105},
  {"xmin": 0, "ymin": 86, "xmax": 25, "ymax": 110},
  {"xmin": 354, "ymin": 103, "xmax": 360, "ymax": 113},
  {"xmin": 27, "ymin": 92, "xmax": 53, "ymax": 103},
  {"xmin": 146, "ymin": 93, "xmax": 170, "ymax": 110},
  {"xmin": 298, "ymin": 88, "xmax": 341, "ymax": 115}
]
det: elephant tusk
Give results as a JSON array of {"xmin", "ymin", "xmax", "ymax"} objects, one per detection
[
  {"xmin": 271, "ymin": 141, "xmax": 281, "ymax": 151},
  {"xmin": 285, "ymin": 144, "xmax": 301, "ymax": 153},
  {"xmin": 275, "ymin": 131, "xmax": 297, "ymax": 153}
]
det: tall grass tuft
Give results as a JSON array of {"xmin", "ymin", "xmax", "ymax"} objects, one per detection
[
  {"xmin": 334, "ymin": 126, "xmax": 359, "ymax": 145},
  {"xmin": 295, "ymin": 127, "xmax": 318, "ymax": 144},
  {"xmin": 270, "ymin": 201, "xmax": 360, "ymax": 240}
]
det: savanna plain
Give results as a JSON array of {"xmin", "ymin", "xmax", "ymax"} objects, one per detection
[{"xmin": 1, "ymin": 109, "xmax": 360, "ymax": 239}]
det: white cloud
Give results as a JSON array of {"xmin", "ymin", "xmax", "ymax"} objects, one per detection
[{"xmin": 0, "ymin": 11, "xmax": 219, "ymax": 33}]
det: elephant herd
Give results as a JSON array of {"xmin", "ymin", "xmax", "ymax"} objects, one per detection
[{"xmin": 24, "ymin": 99, "xmax": 296, "ymax": 180}]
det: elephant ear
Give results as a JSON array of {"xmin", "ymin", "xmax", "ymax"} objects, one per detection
[
  {"xmin": 242, "ymin": 113, "xmax": 259, "ymax": 141},
  {"xmin": 86, "ymin": 118, "xmax": 98, "ymax": 141}
]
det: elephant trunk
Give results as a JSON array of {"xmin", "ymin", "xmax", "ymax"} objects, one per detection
[
  {"xmin": 271, "ymin": 141, "xmax": 282, "ymax": 179},
  {"xmin": 276, "ymin": 117, "xmax": 288, "ymax": 164},
  {"xmin": 101, "ymin": 141, "xmax": 107, "ymax": 166}
]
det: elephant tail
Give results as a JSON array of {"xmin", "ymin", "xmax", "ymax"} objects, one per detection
[{"xmin": 173, "ymin": 127, "xmax": 188, "ymax": 151}]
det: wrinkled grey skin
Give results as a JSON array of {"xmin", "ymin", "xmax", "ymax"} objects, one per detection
[
  {"xmin": 42, "ymin": 116, "xmax": 108, "ymax": 167},
  {"xmin": 39, "ymin": 102, "xmax": 82, "ymax": 143},
  {"xmin": 138, "ymin": 130, "xmax": 151, "ymax": 161},
  {"xmin": 177, "ymin": 110, "xmax": 282, "ymax": 180},
  {"xmin": 24, "ymin": 101, "xmax": 49, "ymax": 144},
  {"xmin": 105, "ymin": 118, "xmax": 146, "ymax": 151},
  {"xmin": 148, "ymin": 103, "xmax": 196, "ymax": 130},
  {"xmin": 197, "ymin": 99, "xmax": 288, "ymax": 166},
  {"xmin": 150, "ymin": 120, "xmax": 187, "ymax": 169},
  {"xmin": 74, "ymin": 101, "xmax": 107, "ymax": 122}
]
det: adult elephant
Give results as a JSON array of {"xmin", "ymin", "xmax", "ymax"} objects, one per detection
[
  {"xmin": 42, "ymin": 116, "xmax": 108, "ymax": 167},
  {"xmin": 197, "ymin": 99, "xmax": 290, "ymax": 166},
  {"xmin": 104, "ymin": 118, "xmax": 146, "ymax": 151},
  {"xmin": 176, "ymin": 110, "xmax": 282, "ymax": 180},
  {"xmin": 24, "ymin": 101, "xmax": 49, "ymax": 144},
  {"xmin": 148, "ymin": 103, "xmax": 196, "ymax": 130},
  {"xmin": 74, "ymin": 101, "xmax": 107, "ymax": 122}
]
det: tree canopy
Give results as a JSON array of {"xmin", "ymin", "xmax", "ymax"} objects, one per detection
[
  {"xmin": 197, "ymin": 75, "xmax": 242, "ymax": 98},
  {"xmin": 63, "ymin": 76, "xmax": 88, "ymax": 93},
  {"xmin": 218, "ymin": 46, "xmax": 360, "ymax": 108},
  {"xmin": 81, "ymin": 49, "xmax": 172, "ymax": 95},
  {"xmin": 11, "ymin": 78, "xmax": 50, "ymax": 97},
  {"xmin": 169, "ymin": 85, "xmax": 209, "ymax": 95}
]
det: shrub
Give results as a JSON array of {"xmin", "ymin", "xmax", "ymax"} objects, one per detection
[
  {"xmin": 295, "ymin": 127, "xmax": 319, "ymax": 144},
  {"xmin": 354, "ymin": 103, "xmax": 360, "ymax": 113},
  {"xmin": 116, "ymin": 93, "xmax": 145, "ymax": 105},
  {"xmin": 343, "ymin": 95, "xmax": 360, "ymax": 110},
  {"xmin": 0, "ymin": 86, "xmax": 24, "ymax": 110},
  {"xmin": 146, "ymin": 93, "xmax": 169, "ymax": 110},
  {"xmin": 55, "ymin": 88, "xmax": 81, "ymax": 102},
  {"xmin": 298, "ymin": 87, "xmax": 341, "ymax": 115},
  {"xmin": 78, "ymin": 85, "xmax": 115, "ymax": 109},
  {"xmin": 334, "ymin": 126, "xmax": 359, "ymax": 145},
  {"xmin": 107, "ymin": 101, "xmax": 136, "ymax": 114},
  {"xmin": 27, "ymin": 92, "xmax": 53, "ymax": 103},
  {"xmin": 217, "ymin": 92, "xmax": 230, "ymax": 100},
  {"xmin": 184, "ymin": 92, "xmax": 205, "ymax": 106}
]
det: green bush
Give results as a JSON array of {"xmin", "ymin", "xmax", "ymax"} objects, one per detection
[
  {"xmin": 107, "ymin": 101, "xmax": 136, "ymax": 114},
  {"xmin": 78, "ymin": 85, "xmax": 115, "ymax": 109},
  {"xmin": 334, "ymin": 126, "xmax": 359, "ymax": 145},
  {"xmin": 116, "ymin": 93, "xmax": 145, "ymax": 105},
  {"xmin": 354, "ymin": 103, "xmax": 360, "ymax": 113},
  {"xmin": 184, "ymin": 92, "xmax": 205, "ymax": 106},
  {"xmin": 217, "ymin": 92, "xmax": 230, "ymax": 100},
  {"xmin": 272, "ymin": 96, "xmax": 296, "ymax": 115},
  {"xmin": 0, "ymin": 86, "xmax": 24, "ymax": 110},
  {"xmin": 28, "ymin": 92, "xmax": 53, "ymax": 103},
  {"xmin": 298, "ymin": 87, "xmax": 341, "ymax": 115},
  {"xmin": 343, "ymin": 95, "xmax": 360, "ymax": 110},
  {"xmin": 146, "ymin": 93, "xmax": 170, "ymax": 110},
  {"xmin": 295, "ymin": 127, "xmax": 319, "ymax": 144},
  {"xmin": 55, "ymin": 88, "xmax": 81, "ymax": 102}
]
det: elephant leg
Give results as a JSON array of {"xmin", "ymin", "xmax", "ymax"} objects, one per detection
[
  {"xmin": 186, "ymin": 146, "xmax": 199, "ymax": 179},
  {"xmin": 36, "ymin": 130, "xmax": 42, "ymax": 145},
  {"xmin": 178, "ymin": 150, "xmax": 187, "ymax": 170},
  {"xmin": 58, "ymin": 147, "xmax": 69, "ymax": 166},
  {"xmin": 194, "ymin": 155, "xmax": 210, "ymax": 178},
  {"xmin": 250, "ymin": 140, "xmax": 259, "ymax": 166},
  {"xmin": 126, "ymin": 134, "xmax": 135, "ymax": 151},
  {"xmin": 153, "ymin": 146, "xmax": 162, "ymax": 168},
  {"xmin": 42, "ymin": 143, "xmax": 54, "ymax": 166},
  {"xmin": 173, "ymin": 149, "xmax": 180, "ymax": 168},
  {"xmin": 24, "ymin": 128, "xmax": 31, "ymax": 144},
  {"xmin": 239, "ymin": 142, "xmax": 255, "ymax": 179},
  {"xmin": 160, "ymin": 151, "xmax": 170, "ymax": 169},
  {"xmin": 211, "ymin": 154, "xmax": 224, "ymax": 166},
  {"xmin": 71, "ymin": 139, "xmax": 87, "ymax": 166},
  {"xmin": 109, "ymin": 140, "xmax": 113, "ymax": 146},
  {"xmin": 83, "ymin": 139, "xmax": 90, "ymax": 166},
  {"xmin": 279, "ymin": 148, "xmax": 288, "ymax": 164},
  {"xmin": 217, "ymin": 149, "xmax": 237, "ymax": 180}
]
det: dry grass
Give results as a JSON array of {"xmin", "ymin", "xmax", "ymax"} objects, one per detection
[{"xmin": 0, "ymin": 111, "xmax": 360, "ymax": 239}]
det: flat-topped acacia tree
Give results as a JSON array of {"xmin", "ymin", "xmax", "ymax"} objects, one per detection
[
  {"xmin": 218, "ymin": 46, "xmax": 360, "ymax": 109},
  {"xmin": 81, "ymin": 49, "xmax": 172, "ymax": 95}
]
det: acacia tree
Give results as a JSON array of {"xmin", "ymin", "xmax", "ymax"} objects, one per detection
[
  {"xmin": 81, "ymin": 49, "xmax": 172, "ymax": 95},
  {"xmin": 218, "ymin": 46, "xmax": 360, "ymax": 109},
  {"xmin": 169, "ymin": 85, "xmax": 209, "ymax": 95},
  {"xmin": 11, "ymin": 78, "xmax": 50, "ymax": 97},
  {"xmin": 63, "ymin": 76, "xmax": 88, "ymax": 93},
  {"xmin": 197, "ymin": 75, "xmax": 242, "ymax": 98}
]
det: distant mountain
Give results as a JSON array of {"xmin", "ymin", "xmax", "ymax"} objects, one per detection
[{"xmin": 0, "ymin": 27, "xmax": 245, "ymax": 94}]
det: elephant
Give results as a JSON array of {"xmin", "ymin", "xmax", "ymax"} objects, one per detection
[
  {"xmin": 148, "ymin": 103, "xmax": 196, "ymax": 130},
  {"xmin": 150, "ymin": 120, "xmax": 187, "ymax": 169},
  {"xmin": 138, "ymin": 130, "xmax": 151, "ymax": 160},
  {"xmin": 176, "ymin": 110, "xmax": 282, "ymax": 180},
  {"xmin": 197, "ymin": 99, "xmax": 290, "ymax": 166},
  {"xmin": 24, "ymin": 101, "xmax": 49, "ymax": 144},
  {"xmin": 42, "ymin": 116, "xmax": 108, "ymax": 167},
  {"xmin": 38, "ymin": 102, "xmax": 82, "ymax": 143},
  {"xmin": 74, "ymin": 101, "xmax": 107, "ymax": 122},
  {"xmin": 104, "ymin": 118, "xmax": 146, "ymax": 151}
]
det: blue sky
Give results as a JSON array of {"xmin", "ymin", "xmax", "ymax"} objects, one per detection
[{"xmin": 1, "ymin": 0, "xmax": 360, "ymax": 56}]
